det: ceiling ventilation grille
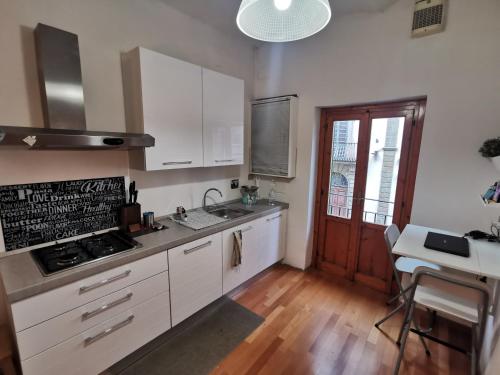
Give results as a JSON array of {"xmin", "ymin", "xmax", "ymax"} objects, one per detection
[{"xmin": 411, "ymin": 0, "xmax": 446, "ymax": 38}]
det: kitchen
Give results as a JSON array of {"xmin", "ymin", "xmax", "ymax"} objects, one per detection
[
  {"xmin": 1, "ymin": 1, "xmax": 500, "ymax": 374},
  {"xmin": 0, "ymin": 1, "xmax": 290, "ymax": 373}
]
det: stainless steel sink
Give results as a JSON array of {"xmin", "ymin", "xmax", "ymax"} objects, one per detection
[{"xmin": 207, "ymin": 206, "xmax": 253, "ymax": 220}]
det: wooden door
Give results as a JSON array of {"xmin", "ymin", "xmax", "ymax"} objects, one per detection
[{"xmin": 313, "ymin": 99, "xmax": 425, "ymax": 293}]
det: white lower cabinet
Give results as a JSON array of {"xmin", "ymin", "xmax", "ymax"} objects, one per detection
[
  {"xmin": 168, "ymin": 233, "xmax": 223, "ymax": 326},
  {"xmin": 259, "ymin": 211, "xmax": 287, "ymax": 272},
  {"xmin": 21, "ymin": 291, "xmax": 171, "ymax": 375},
  {"xmin": 13, "ymin": 209, "xmax": 287, "ymax": 375},
  {"xmin": 222, "ymin": 221, "xmax": 262, "ymax": 294},
  {"xmin": 17, "ymin": 271, "xmax": 170, "ymax": 361},
  {"xmin": 12, "ymin": 250, "xmax": 169, "ymax": 332},
  {"xmin": 222, "ymin": 210, "xmax": 288, "ymax": 294}
]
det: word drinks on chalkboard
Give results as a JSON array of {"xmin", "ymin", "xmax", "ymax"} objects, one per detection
[{"xmin": 0, "ymin": 177, "xmax": 126, "ymax": 251}]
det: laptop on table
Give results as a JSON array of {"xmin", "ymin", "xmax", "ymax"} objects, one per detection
[{"xmin": 424, "ymin": 232, "xmax": 470, "ymax": 258}]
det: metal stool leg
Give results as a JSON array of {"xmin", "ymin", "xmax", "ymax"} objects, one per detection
[
  {"xmin": 413, "ymin": 317, "xmax": 431, "ymax": 356},
  {"xmin": 375, "ymin": 303, "xmax": 406, "ymax": 328},
  {"xmin": 470, "ymin": 324, "xmax": 477, "ymax": 375},
  {"xmin": 386, "ymin": 285, "xmax": 412, "ymax": 305},
  {"xmin": 396, "ymin": 298, "xmax": 411, "ymax": 345},
  {"xmin": 393, "ymin": 301, "xmax": 416, "ymax": 375}
]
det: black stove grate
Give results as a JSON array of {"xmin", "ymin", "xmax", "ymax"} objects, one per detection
[{"xmin": 32, "ymin": 231, "xmax": 138, "ymax": 275}]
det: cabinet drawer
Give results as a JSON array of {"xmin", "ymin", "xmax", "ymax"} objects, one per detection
[
  {"xmin": 21, "ymin": 290, "xmax": 171, "ymax": 375},
  {"xmin": 168, "ymin": 233, "xmax": 222, "ymax": 326},
  {"xmin": 12, "ymin": 251, "xmax": 168, "ymax": 332},
  {"xmin": 17, "ymin": 270, "xmax": 169, "ymax": 360}
]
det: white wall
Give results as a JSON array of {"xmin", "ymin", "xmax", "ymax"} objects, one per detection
[
  {"xmin": 0, "ymin": 0, "xmax": 256, "ymax": 252},
  {"xmin": 254, "ymin": 0, "xmax": 500, "ymax": 269}
]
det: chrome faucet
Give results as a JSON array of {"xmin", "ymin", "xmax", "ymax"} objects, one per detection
[{"xmin": 203, "ymin": 188, "xmax": 223, "ymax": 210}]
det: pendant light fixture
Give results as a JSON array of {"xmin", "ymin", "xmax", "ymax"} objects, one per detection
[{"xmin": 236, "ymin": 0, "xmax": 332, "ymax": 42}]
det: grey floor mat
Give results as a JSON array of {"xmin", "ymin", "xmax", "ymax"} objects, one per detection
[{"xmin": 106, "ymin": 296, "xmax": 263, "ymax": 375}]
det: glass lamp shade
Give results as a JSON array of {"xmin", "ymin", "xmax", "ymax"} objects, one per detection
[{"xmin": 236, "ymin": 0, "xmax": 332, "ymax": 42}]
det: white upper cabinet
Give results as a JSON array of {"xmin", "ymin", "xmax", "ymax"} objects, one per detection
[
  {"xmin": 202, "ymin": 68, "xmax": 244, "ymax": 167},
  {"xmin": 141, "ymin": 49, "xmax": 203, "ymax": 170},
  {"xmin": 123, "ymin": 47, "xmax": 244, "ymax": 171},
  {"xmin": 124, "ymin": 47, "xmax": 203, "ymax": 170}
]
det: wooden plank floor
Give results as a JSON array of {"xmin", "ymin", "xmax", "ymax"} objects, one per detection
[{"xmin": 211, "ymin": 265, "xmax": 470, "ymax": 375}]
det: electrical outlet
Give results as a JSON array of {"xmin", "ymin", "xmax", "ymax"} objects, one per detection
[{"xmin": 231, "ymin": 179, "xmax": 239, "ymax": 189}]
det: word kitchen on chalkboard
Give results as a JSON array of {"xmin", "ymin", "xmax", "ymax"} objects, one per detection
[{"xmin": 0, "ymin": 177, "xmax": 126, "ymax": 251}]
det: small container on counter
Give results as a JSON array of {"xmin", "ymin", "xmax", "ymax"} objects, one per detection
[{"xmin": 143, "ymin": 211, "xmax": 154, "ymax": 228}]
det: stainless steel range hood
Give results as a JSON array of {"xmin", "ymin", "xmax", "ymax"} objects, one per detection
[{"xmin": 0, "ymin": 23, "xmax": 154, "ymax": 150}]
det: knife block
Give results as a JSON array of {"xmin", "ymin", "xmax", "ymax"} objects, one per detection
[{"xmin": 120, "ymin": 203, "xmax": 141, "ymax": 231}]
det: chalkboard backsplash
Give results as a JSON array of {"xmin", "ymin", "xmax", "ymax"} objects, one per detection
[{"xmin": 0, "ymin": 177, "xmax": 126, "ymax": 251}]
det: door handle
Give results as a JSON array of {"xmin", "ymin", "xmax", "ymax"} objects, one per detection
[
  {"xmin": 81, "ymin": 292, "xmax": 133, "ymax": 321},
  {"xmin": 184, "ymin": 240, "xmax": 212, "ymax": 255},
  {"xmin": 266, "ymin": 214, "xmax": 282, "ymax": 222},
  {"xmin": 79, "ymin": 270, "xmax": 132, "ymax": 294},
  {"xmin": 163, "ymin": 161, "xmax": 193, "ymax": 166},
  {"xmin": 84, "ymin": 315, "xmax": 134, "ymax": 347}
]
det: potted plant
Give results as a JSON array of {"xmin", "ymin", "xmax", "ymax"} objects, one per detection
[{"xmin": 479, "ymin": 137, "xmax": 500, "ymax": 172}]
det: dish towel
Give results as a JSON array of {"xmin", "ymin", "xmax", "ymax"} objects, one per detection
[{"xmin": 232, "ymin": 230, "xmax": 242, "ymax": 268}]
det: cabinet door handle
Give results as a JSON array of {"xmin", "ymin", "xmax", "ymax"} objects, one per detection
[
  {"xmin": 240, "ymin": 226, "xmax": 253, "ymax": 233},
  {"xmin": 79, "ymin": 270, "xmax": 131, "ymax": 294},
  {"xmin": 214, "ymin": 159, "xmax": 235, "ymax": 163},
  {"xmin": 184, "ymin": 240, "xmax": 212, "ymax": 255},
  {"xmin": 84, "ymin": 315, "xmax": 134, "ymax": 347},
  {"xmin": 266, "ymin": 214, "xmax": 282, "ymax": 222},
  {"xmin": 163, "ymin": 161, "xmax": 193, "ymax": 166},
  {"xmin": 81, "ymin": 292, "xmax": 133, "ymax": 321}
]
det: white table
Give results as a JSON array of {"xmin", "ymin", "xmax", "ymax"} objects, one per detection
[{"xmin": 393, "ymin": 224, "xmax": 500, "ymax": 279}]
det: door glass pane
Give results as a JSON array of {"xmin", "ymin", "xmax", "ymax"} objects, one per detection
[
  {"xmin": 327, "ymin": 120, "xmax": 360, "ymax": 218},
  {"xmin": 363, "ymin": 117, "xmax": 405, "ymax": 225}
]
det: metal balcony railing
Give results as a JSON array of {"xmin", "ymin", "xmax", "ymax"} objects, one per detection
[
  {"xmin": 332, "ymin": 142, "xmax": 357, "ymax": 162},
  {"xmin": 327, "ymin": 193, "xmax": 394, "ymax": 225}
]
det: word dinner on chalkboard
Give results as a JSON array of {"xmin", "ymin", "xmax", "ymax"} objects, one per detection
[{"xmin": 0, "ymin": 177, "xmax": 126, "ymax": 251}]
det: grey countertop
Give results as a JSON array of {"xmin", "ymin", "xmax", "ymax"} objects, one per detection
[{"xmin": 0, "ymin": 200, "xmax": 288, "ymax": 303}]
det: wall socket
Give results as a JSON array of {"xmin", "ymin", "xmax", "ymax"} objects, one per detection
[{"xmin": 231, "ymin": 179, "xmax": 239, "ymax": 189}]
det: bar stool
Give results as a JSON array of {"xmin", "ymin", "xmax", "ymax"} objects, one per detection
[
  {"xmin": 393, "ymin": 266, "xmax": 490, "ymax": 375},
  {"xmin": 375, "ymin": 224, "xmax": 440, "ymax": 332},
  {"xmin": 0, "ymin": 325, "xmax": 16, "ymax": 375}
]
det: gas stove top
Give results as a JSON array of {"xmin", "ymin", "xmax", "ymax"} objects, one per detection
[{"xmin": 32, "ymin": 231, "xmax": 141, "ymax": 276}]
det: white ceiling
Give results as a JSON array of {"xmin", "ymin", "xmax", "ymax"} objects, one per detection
[{"xmin": 159, "ymin": 0, "xmax": 399, "ymax": 39}]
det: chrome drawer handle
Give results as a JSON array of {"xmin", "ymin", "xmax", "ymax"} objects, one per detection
[
  {"xmin": 266, "ymin": 214, "xmax": 282, "ymax": 222},
  {"xmin": 79, "ymin": 270, "xmax": 132, "ymax": 294},
  {"xmin": 240, "ymin": 226, "xmax": 253, "ymax": 233},
  {"xmin": 214, "ymin": 159, "xmax": 235, "ymax": 163},
  {"xmin": 81, "ymin": 292, "xmax": 133, "ymax": 321},
  {"xmin": 184, "ymin": 241, "xmax": 212, "ymax": 255},
  {"xmin": 84, "ymin": 315, "xmax": 134, "ymax": 347},
  {"xmin": 162, "ymin": 161, "xmax": 192, "ymax": 165}
]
